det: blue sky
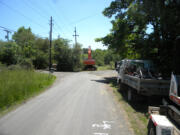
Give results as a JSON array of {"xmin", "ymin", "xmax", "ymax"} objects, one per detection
[{"xmin": 0, "ymin": 0, "xmax": 113, "ymax": 49}]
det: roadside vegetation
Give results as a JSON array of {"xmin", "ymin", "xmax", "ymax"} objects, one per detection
[
  {"xmin": 0, "ymin": 27, "xmax": 119, "ymax": 72},
  {"xmin": 97, "ymin": 64, "xmax": 114, "ymax": 71},
  {"xmin": 113, "ymin": 88, "xmax": 148, "ymax": 135},
  {"xmin": 0, "ymin": 68, "xmax": 56, "ymax": 113},
  {"xmin": 0, "ymin": 28, "xmax": 84, "ymax": 72},
  {"xmin": 97, "ymin": 65, "xmax": 112, "ymax": 71}
]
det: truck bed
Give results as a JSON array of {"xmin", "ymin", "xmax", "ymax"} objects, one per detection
[{"xmin": 122, "ymin": 74, "xmax": 170, "ymax": 96}]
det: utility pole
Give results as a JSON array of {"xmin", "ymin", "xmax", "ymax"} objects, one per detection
[
  {"xmin": 4, "ymin": 29, "xmax": 11, "ymax": 41},
  {"xmin": 0, "ymin": 26, "xmax": 14, "ymax": 41},
  {"xmin": 73, "ymin": 27, "xmax": 79, "ymax": 45},
  {"xmin": 49, "ymin": 16, "xmax": 53, "ymax": 71}
]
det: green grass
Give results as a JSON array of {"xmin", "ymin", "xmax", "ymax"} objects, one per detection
[
  {"xmin": 113, "ymin": 88, "xmax": 148, "ymax": 135},
  {"xmin": 97, "ymin": 65, "xmax": 114, "ymax": 71},
  {"xmin": 0, "ymin": 69, "xmax": 56, "ymax": 112}
]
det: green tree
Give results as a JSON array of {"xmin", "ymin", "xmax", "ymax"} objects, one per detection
[
  {"xmin": 96, "ymin": 0, "xmax": 180, "ymax": 75},
  {"xmin": 72, "ymin": 43, "xmax": 83, "ymax": 71},
  {"xmin": 53, "ymin": 38, "xmax": 73, "ymax": 71},
  {"xmin": 12, "ymin": 27, "xmax": 36, "ymax": 59},
  {"xmin": 92, "ymin": 49, "xmax": 105, "ymax": 66},
  {"xmin": 0, "ymin": 41, "xmax": 19, "ymax": 65},
  {"xmin": 33, "ymin": 38, "xmax": 49, "ymax": 69}
]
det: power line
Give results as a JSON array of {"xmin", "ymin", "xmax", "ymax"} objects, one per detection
[
  {"xmin": 22, "ymin": 0, "xmax": 70, "ymax": 38},
  {"xmin": 69, "ymin": 14, "xmax": 98, "ymax": 25},
  {"xmin": 0, "ymin": 26, "xmax": 15, "ymax": 41},
  {"xmin": 23, "ymin": 0, "xmax": 49, "ymax": 20},
  {"xmin": 23, "ymin": 1, "xmax": 63, "ymax": 37},
  {"xmin": 54, "ymin": 20, "xmax": 71, "ymax": 34},
  {"xmin": 0, "ymin": 1, "xmax": 75, "ymax": 40},
  {"xmin": 0, "ymin": 26, "xmax": 15, "ymax": 32},
  {"xmin": 0, "ymin": 1, "xmax": 47, "ymax": 29},
  {"xmin": 47, "ymin": 1, "xmax": 72, "ymax": 34},
  {"xmin": 53, "ymin": 21, "xmax": 69, "ymax": 37},
  {"xmin": 0, "ymin": 25, "xmax": 49, "ymax": 41},
  {"xmin": 30, "ymin": 0, "xmax": 52, "ymax": 18}
]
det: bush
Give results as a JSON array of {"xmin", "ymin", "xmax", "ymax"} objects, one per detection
[
  {"xmin": 72, "ymin": 44, "xmax": 83, "ymax": 71},
  {"xmin": 0, "ymin": 42, "xmax": 18, "ymax": 65},
  {"xmin": 33, "ymin": 52, "xmax": 48, "ymax": 69},
  {"xmin": 54, "ymin": 38, "xmax": 74, "ymax": 71},
  {"xmin": 7, "ymin": 65, "xmax": 22, "ymax": 70},
  {"xmin": 0, "ymin": 62, "xmax": 6, "ymax": 71},
  {"xmin": 110, "ymin": 61, "xmax": 115, "ymax": 69},
  {"xmin": 19, "ymin": 59, "xmax": 34, "ymax": 70}
]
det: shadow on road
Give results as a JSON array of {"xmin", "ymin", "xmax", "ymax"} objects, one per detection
[
  {"xmin": 91, "ymin": 77, "xmax": 117, "ymax": 87},
  {"xmin": 91, "ymin": 77, "xmax": 163, "ymax": 116}
]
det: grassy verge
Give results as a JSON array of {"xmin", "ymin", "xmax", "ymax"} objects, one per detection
[
  {"xmin": 112, "ymin": 87, "xmax": 148, "ymax": 135},
  {"xmin": 97, "ymin": 65, "xmax": 114, "ymax": 71},
  {"xmin": 0, "ymin": 69, "xmax": 56, "ymax": 114},
  {"xmin": 104, "ymin": 77, "xmax": 149, "ymax": 135}
]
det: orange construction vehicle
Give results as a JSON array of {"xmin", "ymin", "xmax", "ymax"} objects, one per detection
[{"xmin": 83, "ymin": 46, "xmax": 96, "ymax": 70}]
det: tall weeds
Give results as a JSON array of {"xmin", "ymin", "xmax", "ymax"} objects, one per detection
[{"xmin": 0, "ymin": 70, "xmax": 56, "ymax": 109}]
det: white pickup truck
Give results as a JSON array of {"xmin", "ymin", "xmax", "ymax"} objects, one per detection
[{"xmin": 116, "ymin": 59, "xmax": 170, "ymax": 101}]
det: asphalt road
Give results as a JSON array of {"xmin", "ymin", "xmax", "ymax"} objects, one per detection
[{"xmin": 0, "ymin": 70, "xmax": 133, "ymax": 135}]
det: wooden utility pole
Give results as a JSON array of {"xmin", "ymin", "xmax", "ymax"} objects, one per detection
[
  {"xmin": 4, "ymin": 29, "xmax": 11, "ymax": 41},
  {"xmin": 73, "ymin": 27, "xmax": 79, "ymax": 45},
  {"xmin": 49, "ymin": 16, "xmax": 53, "ymax": 71},
  {"xmin": 0, "ymin": 26, "xmax": 13, "ymax": 41}
]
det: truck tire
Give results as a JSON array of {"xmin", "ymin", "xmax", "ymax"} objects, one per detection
[
  {"xmin": 118, "ymin": 80, "xmax": 124, "ymax": 92},
  {"xmin": 127, "ymin": 88, "xmax": 140, "ymax": 102},
  {"xmin": 118, "ymin": 81, "xmax": 122, "ymax": 91},
  {"xmin": 148, "ymin": 120, "xmax": 156, "ymax": 135},
  {"xmin": 127, "ymin": 89, "xmax": 132, "ymax": 101}
]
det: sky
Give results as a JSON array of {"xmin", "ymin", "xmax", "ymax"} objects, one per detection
[{"xmin": 0, "ymin": 0, "xmax": 113, "ymax": 49}]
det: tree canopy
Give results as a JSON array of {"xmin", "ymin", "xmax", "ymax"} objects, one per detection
[{"xmin": 96, "ymin": 0, "xmax": 180, "ymax": 75}]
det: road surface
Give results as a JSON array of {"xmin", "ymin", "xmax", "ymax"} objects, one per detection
[{"xmin": 0, "ymin": 70, "xmax": 133, "ymax": 135}]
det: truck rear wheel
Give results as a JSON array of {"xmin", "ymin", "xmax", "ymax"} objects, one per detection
[
  {"xmin": 127, "ymin": 88, "xmax": 137, "ymax": 102},
  {"xmin": 118, "ymin": 80, "xmax": 124, "ymax": 92},
  {"xmin": 127, "ymin": 89, "xmax": 132, "ymax": 101},
  {"xmin": 118, "ymin": 81, "xmax": 122, "ymax": 91},
  {"xmin": 127, "ymin": 88, "xmax": 141, "ymax": 102}
]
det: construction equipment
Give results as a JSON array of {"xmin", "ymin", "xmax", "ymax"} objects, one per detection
[
  {"xmin": 148, "ymin": 73, "xmax": 180, "ymax": 135},
  {"xmin": 83, "ymin": 46, "xmax": 96, "ymax": 70}
]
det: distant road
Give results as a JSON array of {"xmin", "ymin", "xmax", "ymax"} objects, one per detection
[{"xmin": 0, "ymin": 70, "xmax": 133, "ymax": 135}]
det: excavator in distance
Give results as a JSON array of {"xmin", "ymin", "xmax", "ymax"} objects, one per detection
[{"xmin": 83, "ymin": 46, "xmax": 96, "ymax": 70}]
